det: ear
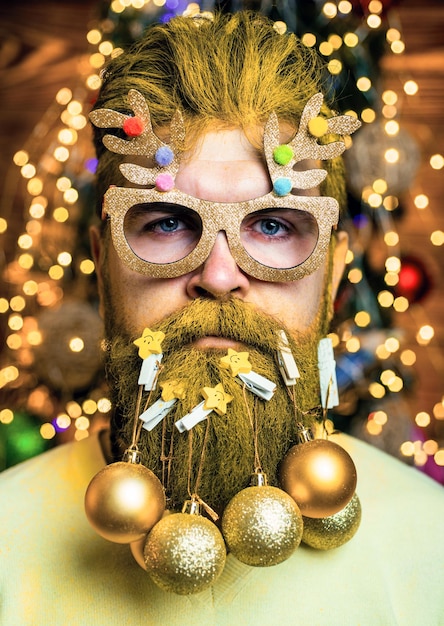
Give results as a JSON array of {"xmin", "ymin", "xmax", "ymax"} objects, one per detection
[
  {"xmin": 331, "ymin": 230, "xmax": 349, "ymax": 302},
  {"xmin": 89, "ymin": 225, "xmax": 105, "ymax": 319}
]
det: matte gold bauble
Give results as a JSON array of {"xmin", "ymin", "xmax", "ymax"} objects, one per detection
[
  {"xmin": 221, "ymin": 485, "xmax": 303, "ymax": 567},
  {"xmin": 144, "ymin": 512, "xmax": 226, "ymax": 595},
  {"xmin": 130, "ymin": 510, "xmax": 173, "ymax": 569},
  {"xmin": 85, "ymin": 461, "xmax": 165, "ymax": 544},
  {"xmin": 280, "ymin": 439, "xmax": 357, "ymax": 518},
  {"xmin": 302, "ymin": 493, "xmax": 362, "ymax": 550},
  {"xmin": 130, "ymin": 535, "xmax": 147, "ymax": 570}
]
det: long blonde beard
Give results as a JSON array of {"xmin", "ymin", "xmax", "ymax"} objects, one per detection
[{"xmin": 104, "ymin": 298, "xmax": 327, "ymax": 512}]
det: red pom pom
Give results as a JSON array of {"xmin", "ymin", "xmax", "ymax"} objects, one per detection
[{"xmin": 123, "ymin": 116, "xmax": 144, "ymax": 137}]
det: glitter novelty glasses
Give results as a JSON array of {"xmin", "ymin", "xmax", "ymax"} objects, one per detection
[
  {"xmin": 91, "ymin": 89, "xmax": 360, "ymax": 282},
  {"xmin": 103, "ymin": 186, "xmax": 338, "ymax": 282}
]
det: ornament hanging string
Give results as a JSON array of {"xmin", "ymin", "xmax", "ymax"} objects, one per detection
[
  {"xmin": 186, "ymin": 421, "xmax": 219, "ymax": 521},
  {"xmin": 242, "ymin": 384, "xmax": 262, "ymax": 473},
  {"xmin": 130, "ymin": 384, "xmax": 144, "ymax": 449},
  {"xmin": 160, "ymin": 412, "xmax": 175, "ymax": 492},
  {"xmin": 129, "ymin": 362, "xmax": 164, "ymax": 450},
  {"xmin": 285, "ymin": 383, "xmax": 299, "ymax": 425},
  {"xmin": 284, "ymin": 378, "xmax": 320, "ymax": 436},
  {"xmin": 320, "ymin": 375, "xmax": 334, "ymax": 438}
]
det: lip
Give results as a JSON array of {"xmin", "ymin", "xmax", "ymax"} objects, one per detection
[{"xmin": 192, "ymin": 336, "xmax": 244, "ymax": 350}]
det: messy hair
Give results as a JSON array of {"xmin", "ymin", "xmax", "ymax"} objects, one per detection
[{"xmin": 92, "ymin": 11, "xmax": 346, "ymax": 217}]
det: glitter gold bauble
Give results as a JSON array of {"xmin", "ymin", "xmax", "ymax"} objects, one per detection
[
  {"xmin": 221, "ymin": 485, "xmax": 303, "ymax": 567},
  {"xmin": 85, "ymin": 462, "xmax": 165, "ymax": 544},
  {"xmin": 280, "ymin": 439, "xmax": 357, "ymax": 518},
  {"xmin": 144, "ymin": 511, "xmax": 226, "ymax": 595},
  {"xmin": 302, "ymin": 493, "xmax": 362, "ymax": 550}
]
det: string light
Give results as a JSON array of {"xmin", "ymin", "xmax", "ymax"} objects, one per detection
[
  {"xmin": 430, "ymin": 154, "xmax": 444, "ymax": 170},
  {"xmin": 414, "ymin": 194, "xmax": 429, "ymax": 209}
]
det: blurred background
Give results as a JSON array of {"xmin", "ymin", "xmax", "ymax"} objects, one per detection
[{"xmin": 0, "ymin": 0, "xmax": 443, "ymax": 483}]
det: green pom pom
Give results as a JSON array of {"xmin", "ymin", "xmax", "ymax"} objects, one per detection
[{"xmin": 273, "ymin": 145, "xmax": 294, "ymax": 166}]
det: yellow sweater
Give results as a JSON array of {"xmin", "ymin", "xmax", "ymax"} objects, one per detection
[{"xmin": 1, "ymin": 431, "xmax": 443, "ymax": 625}]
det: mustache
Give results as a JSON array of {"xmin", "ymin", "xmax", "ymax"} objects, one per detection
[
  {"xmin": 137, "ymin": 298, "xmax": 299, "ymax": 356},
  {"xmin": 103, "ymin": 297, "xmax": 321, "ymax": 389}
]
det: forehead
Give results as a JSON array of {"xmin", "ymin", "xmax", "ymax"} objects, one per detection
[
  {"xmin": 175, "ymin": 129, "xmax": 270, "ymax": 202},
  {"xmin": 174, "ymin": 128, "xmax": 320, "ymax": 202}
]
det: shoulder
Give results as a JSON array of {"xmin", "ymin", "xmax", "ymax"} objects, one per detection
[
  {"xmin": 334, "ymin": 432, "xmax": 443, "ymax": 499},
  {"xmin": 0, "ymin": 431, "xmax": 106, "ymax": 503},
  {"xmin": 332, "ymin": 432, "xmax": 444, "ymax": 548}
]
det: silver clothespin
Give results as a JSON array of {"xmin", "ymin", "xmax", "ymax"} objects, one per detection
[
  {"xmin": 277, "ymin": 330, "xmax": 300, "ymax": 386},
  {"xmin": 175, "ymin": 401, "xmax": 212, "ymax": 433},
  {"xmin": 237, "ymin": 371, "xmax": 276, "ymax": 401},
  {"xmin": 318, "ymin": 337, "xmax": 339, "ymax": 409},
  {"xmin": 138, "ymin": 353, "xmax": 163, "ymax": 390},
  {"xmin": 139, "ymin": 397, "xmax": 177, "ymax": 432}
]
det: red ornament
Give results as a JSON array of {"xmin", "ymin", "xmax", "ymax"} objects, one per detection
[
  {"xmin": 123, "ymin": 116, "xmax": 145, "ymax": 137},
  {"xmin": 395, "ymin": 255, "xmax": 432, "ymax": 304}
]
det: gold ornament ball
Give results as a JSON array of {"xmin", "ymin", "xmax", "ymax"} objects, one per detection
[
  {"xmin": 85, "ymin": 462, "xmax": 165, "ymax": 544},
  {"xmin": 130, "ymin": 535, "xmax": 147, "ymax": 570},
  {"xmin": 130, "ymin": 510, "xmax": 173, "ymax": 569},
  {"xmin": 280, "ymin": 439, "xmax": 357, "ymax": 518},
  {"xmin": 144, "ymin": 513, "xmax": 226, "ymax": 595},
  {"xmin": 221, "ymin": 485, "xmax": 303, "ymax": 567},
  {"xmin": 302, "ymin": 493, "xmax": 362, "ymax": 550}
]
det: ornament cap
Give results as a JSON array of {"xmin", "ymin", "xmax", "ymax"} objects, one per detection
[
  {"xmin": 295, "ymin": 423, "xmax": 314, "ymax": 444},
  {"xmin": 250, "ymin": 471, "xmax": 268, "ymax": 487},
  {"xmin": 123, "ymin": 446, "xmax": 141, "ymax": 464},
  {"xmin": 182, "ymin": 499, "xmax": 201, "ymax": 516}
]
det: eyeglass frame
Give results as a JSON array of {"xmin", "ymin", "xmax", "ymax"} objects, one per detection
[{"xmin": 103, "ymin": 185, "xmax": 339, "ymax": 283}]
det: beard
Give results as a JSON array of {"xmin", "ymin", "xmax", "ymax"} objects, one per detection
[{"xmin": 103, "ymin": 297, "xmax": 329, "ymax": 513}]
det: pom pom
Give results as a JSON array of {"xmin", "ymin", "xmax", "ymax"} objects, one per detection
[
  {"xmin": 308, "ymin": 116, "xmax": 329, "ymax": 138},
  {"xmin": 273, "ymin": 177, "xmax": 292, "ymax": 197},
  {"xmin": 273, "ymin": 145, "xmax": 294, "ymax": 166},
  {"xmin": 155, "ymin": 146, "xmax": 174, "ymax": 167},
  {"xmin": 155, "ymin": 173, "xmax": 175, "ymax": 192},
  {"xmin": 123, "ymin": 116, "xmax": 145, "ymax": 137}
]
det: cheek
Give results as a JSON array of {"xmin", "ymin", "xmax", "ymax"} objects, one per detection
[
  {"xmin": 249, "ymin": 270, "xmax": 326, "ymax": 333},
  {"xmin": 105, "ymin": 254, "xmax": 191, "ymax": 333}
]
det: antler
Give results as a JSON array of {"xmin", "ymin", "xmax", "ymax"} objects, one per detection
[
  {"xmin": 264, "ymin": 93, "xmax": 361, "ymax": 195},
  {"xmin": 289, "ymin": 93, "xmax": 361, "ymax": 161},
  {"xmin": 90, "ymin": 89, "xmax": 185, "ymax": 190}
]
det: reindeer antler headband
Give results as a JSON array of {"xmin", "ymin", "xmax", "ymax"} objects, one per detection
[{"xmin": 90, "ymin": 89, "xmax": 360, "ymax": 282}]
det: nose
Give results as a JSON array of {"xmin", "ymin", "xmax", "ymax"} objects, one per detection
[{"xmin": 186, "ymin": 232, "xmax": 250, "ymax": 299}]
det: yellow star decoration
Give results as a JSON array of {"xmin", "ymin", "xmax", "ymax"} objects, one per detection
[
  {"xmin": 201, "ymin": 383, "xmax": 233, "ymax": 416},
  {"xmin": 220, "ymin": 349, "xmax": 252, "ymax": 377},
  {"xmin": 160, "ymin": 379, "xmax": 186, "ymax": 402},
  {"xmin": 133, "ymin": 328, "xmax": 165, "ymax": 359}
]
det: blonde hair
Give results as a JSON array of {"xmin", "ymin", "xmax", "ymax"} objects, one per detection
[{"xmin": 93, "ymin": 11, "xmax": 346, "ymax": 215}]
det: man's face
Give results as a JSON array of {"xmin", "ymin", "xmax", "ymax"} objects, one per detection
[
  {"xmin": 91, "ymin": 128, "xmax": 348, "ymax": 511},
  {"xmin": 93, "ymin": 128, "xmax": 346, "ymax": 342}
]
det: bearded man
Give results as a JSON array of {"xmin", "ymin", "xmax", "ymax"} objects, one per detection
[{"xmin": 1, "ymin": 11, "xmax": 443, "ymax": 625}]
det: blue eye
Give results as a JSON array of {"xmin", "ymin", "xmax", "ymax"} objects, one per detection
[
  {"xmin": 157, "ymin": 217, "xmax": 181, "ymax": 232},
  {"xmin": 124, "ymin": 203, "xmax": 202, "ymax": 264},
  {"xmin": 259, "ymin": 219, "xmax": 287, "ymax": 236}
]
